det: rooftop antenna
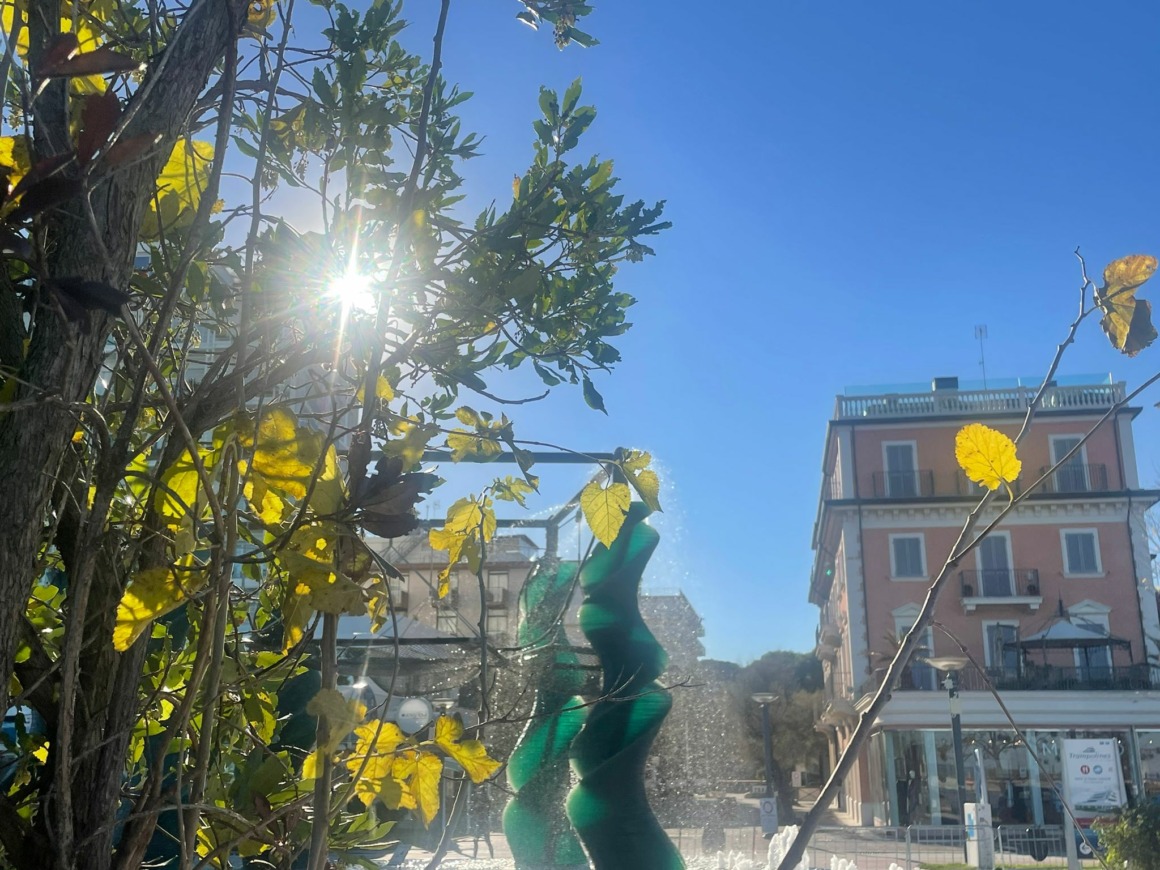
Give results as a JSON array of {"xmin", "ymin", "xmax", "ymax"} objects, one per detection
[{"xmin": 974, "ymin": 324, "xmax": 988, "ymax": 389}]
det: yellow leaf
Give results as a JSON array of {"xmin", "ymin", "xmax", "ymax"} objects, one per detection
[
  {"xmin": 242, "ymin": 407, "xmax": 314, "ymax": 499},
  {"xmin": 141, "ymin": 140, "xmax": 215, "ymax": 239},
  {"xmin": 445, "ymin": 496, "xmax": 496, "ymax": 540},
  {"xmin": 352, "ymin": 720, "xmax": 406, "ymax": 758},
  {"xmin": 446, "ymin": 430, "xmax": 503, "ymax": 462},
  {"xmin": 113, "ymin": 567, "xmax": 207, "ymax": 651},
  {"xmin": 384, "ymin": 417, "xmax": 438, "ymax": 469},
  {"xmin": 411, "ymin": 752, "xmax": 443, "ymax": 825},
  {"xmin": 433, "ymin": 716, "xmax": 501, "ymax": 784},
  {"xmin": 580, "ymin": 480, "xmax": 631, "ymax": 547},
  {"xmin": 248, "ymin": 0, "xmax": 276, "ymax": 28},
  {"xmin": 306, "ymin": 689, "xmax": 366, "ymax": 755},
  {"xmin": 346, "ymin": 720, "xmax": 406, "ymax": 806},
  {"xmin": 1104, "ymin": 254, "xmax": 1157, "ymax": 297},
  {"xmin": 1097, "ymin": 254, "xmax": 1158, "ymax": 357},
  {"xmin": 954, "ymin": 423, "xmax": 1021, "ymax": 492},
  {"xmin": 301, "ymin": 749, "xmax": 325, "ymax": 781},
  {"xmin": 356, "ymin": 374, "xmax": 395, "ymax": 403},
  {"xmin": 243, "ymin": 472, "xmax": 287, "ymax": 525},
  {"xmin": 155, "ymin": 446, "xmax": 216, "ymax": 524}
]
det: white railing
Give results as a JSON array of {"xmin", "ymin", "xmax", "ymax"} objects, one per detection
[{"xmin": 835, "ymin": 382, "xmax": 1125, "ymax": 420}]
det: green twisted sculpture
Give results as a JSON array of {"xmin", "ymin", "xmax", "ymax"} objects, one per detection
[
  {"xmin": 566, "ymin": 502, "xmax": 684, "ymax": 869},
  {"xmin": 503, "ymin": 561, "xmax": 590, "ymax": 869}
]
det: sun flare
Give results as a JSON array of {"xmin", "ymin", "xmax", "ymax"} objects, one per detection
[{"xmin": 328, "ymin": 269, "xmax": 377, "ymax": 315}]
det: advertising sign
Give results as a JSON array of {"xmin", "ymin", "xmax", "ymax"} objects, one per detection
[
  {"xmin": 1061, "ymin": 738, "xmax": 1126, "ymax": 814},
  {"xmin": 759, "ymin": 796, "xmax": 779, "ymax": 836}
]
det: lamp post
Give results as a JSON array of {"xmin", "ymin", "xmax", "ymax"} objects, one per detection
[
  {"xmin": 751, "ymin": 692, "xmax": 779, "ymax": 837},
  {"xmin": 925, "ymin": 656, "xmax": 970, "ymax": 859}
]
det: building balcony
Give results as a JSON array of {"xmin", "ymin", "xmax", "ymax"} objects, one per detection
[
  {"xmin": 879, "ymin": 663, "xmax": 1160, "ymax": 693},
  {"xmin": 817, "ymin": 620, "xmax": 841, "ymax": 648},
  {"xmin": 1036, "ymin": 463, "xmax": 1109, "ymax": 494},
  {"xmin": 432, "ymin": 589, "xmax": 459, "ymax": 608},
  {"xmin": 959, "ymin": 569, "xmax": 1043, "ymax": 612}
]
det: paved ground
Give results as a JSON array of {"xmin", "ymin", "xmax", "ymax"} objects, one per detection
[{"xmin": 387, "ymin": 794, "xmax": 852, "ymax": 867}]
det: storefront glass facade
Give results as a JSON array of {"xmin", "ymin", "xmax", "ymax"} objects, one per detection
[{"xmin": 876, "ymin": 728, "xmax": 1140, "ymax": 827}]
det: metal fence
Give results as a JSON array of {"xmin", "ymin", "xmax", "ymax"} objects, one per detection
[{"xmin": 668, "ymin": 824, "xmax": 1103, "ymax": 869}]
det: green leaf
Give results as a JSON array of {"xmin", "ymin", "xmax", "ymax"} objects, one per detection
[
  {"xmin": 562, "ymin": 78, "xmax": 582, "ymax": 117},
  {"xmin": 538, "ymin": 87, "xmax": 559, "ymax": 123},
  {"xmin": 582, "ymin": 375, "xmax": 606, "ymax": 414}
]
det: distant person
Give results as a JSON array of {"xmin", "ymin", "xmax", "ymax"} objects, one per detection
[{"xmin": 468, "ymin": 783, "xmax": 494, "ymax": 859}]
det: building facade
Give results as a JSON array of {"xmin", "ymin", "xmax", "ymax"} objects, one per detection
[{"xmin": 810, "ymin": 375, "xmax": 1160, "ymax": 827}]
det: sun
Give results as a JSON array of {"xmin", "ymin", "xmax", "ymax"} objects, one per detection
[{"xmin": 327, "ymin": 269, "xmax": 377, "ymax": 315}]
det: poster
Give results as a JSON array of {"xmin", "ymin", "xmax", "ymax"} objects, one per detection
[{"xmin": 1061, "ymin": 738, "xmax": 1126, "ymax": 814}]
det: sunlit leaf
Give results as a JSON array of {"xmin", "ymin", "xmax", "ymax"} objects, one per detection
[
  {"xmin": 141, "ymin": 139, "xmax": 214, "ymax": 239},
  {"xmin": 247, "ymin": 0, "xmax": 276, "ymax": 29},
  {"xmin": 383, "ymin": 417, "xmax": 439, "ymax": 469},
  {"xmin": 580, "ymin": 480, "xmax": 630, "ymax": 547},
  {"xmin": 113, "ymin": 567, "xmax": 207, "ymax": 651},
  {"xmin": 411, "ymin": 752, "xmax": 443, "ymax": 825},
  {"xmin": 243, "ymin": 472, "xmax": 287, "ymax": 525},
  {"xmin": 305, "ymin": 688, "xmax": 366, "ymax": 754},
  {"xmin": 1096, "ymin": 254, "xmax": 1158, "ymax": 357},
  {"xmin": 618, "ymin": 449, "xmax": 662, "ymax": 512},
  {"xmin": 955, "ymin": 423, "xmax": 1021, "ymax": 492},
  {"xmin": 355, "ymin": 374, "xmax": 395, "ymax": 403},
  {"xmin": 433, "ymin": 716, "xmax": 501, "ymax": 783}
]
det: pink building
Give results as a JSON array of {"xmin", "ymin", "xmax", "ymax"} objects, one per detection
[{"xmin": 811, "ymin": 375, "xmax": 1160, "ymax": 829}]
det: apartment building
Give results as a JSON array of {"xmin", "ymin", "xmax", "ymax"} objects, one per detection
[
  {"xmin": 810, "ymin": 375, "xmax": 1160, "ymax": 827},
  {"xmin": 365, "ymin": 531, "xmax": 544, "ymax": 644}
]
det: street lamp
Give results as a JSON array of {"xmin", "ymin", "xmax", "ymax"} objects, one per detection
[
  {"xmin": 924, "ymin": 655, "xmax": 970, "ymax": 854},
  {"xmin": 751, "ymin": 693, "xmax": 779, "ymax": 809}
]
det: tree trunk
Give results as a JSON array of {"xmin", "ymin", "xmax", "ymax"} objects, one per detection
[{"xmin": 0, "ymin": 3, "xmax": 248, "ymax": 868}]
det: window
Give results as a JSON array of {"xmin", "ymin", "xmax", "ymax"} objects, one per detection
[
  {"xmin": 488, "ymin": 609, "xmax": 509, "ymax": 640},
  {"xmin": 1061, "ymin": 530, "xmax": 1102, "ymax": 575},
  {"xmin": 1069, "ymin": 608, "xmax": 1112, "ymax": 681},
  {"xmin": 1050, "ymin": 436, "xmax": 1088, "ymax": 492},
  {"xmin": 884, "ymin": 442, "xmax": 918, "ymax": 497},
  {"xmin": 436, "ymin": 610, "xmax": 458, "ymax": 634},
  {"xmin": 486, "ymin": 571, "xmax": 508, "ymax": 591},
  {"xmin": 977, "ymin": 533, "xmax": 1013, "ymax": 597},
  {"xmin": 894, "ymin": 606, "xmax": 936, "ymax": 690},
  {"xmin": 984, "ymin": 622, "xmax": 1020, "ymax": 677},
  {"xmin": 890, "ymin": 535, "xmax": 927, "ymax": 579}
]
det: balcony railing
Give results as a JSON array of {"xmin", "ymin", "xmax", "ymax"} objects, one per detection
[
  {"xmin": 1036, "ymin": 463, "xmax": 1109, "ymax": 494},
  {"xmin": 869, "ymin": 470, "xmax": 935, "ymax": 498},
  {"xmin": 881, "ymin": 663, "xmax": 1160, "ymax": 693},
  {"xmin": 863, "ymin": 470, "xmax": 1023, "ymax": 500},
  {"xmin": 836, "ymin": 382, "xmax": 1124, "ymax": 420},
  {"xmin": 959, "ymin": 568, "xmax": 1041, "ymax": 600}
]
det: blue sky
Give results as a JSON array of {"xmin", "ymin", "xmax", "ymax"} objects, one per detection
[{"xmin": 310, "ymin": 1, "xmax": 1160, "ymax": 662}]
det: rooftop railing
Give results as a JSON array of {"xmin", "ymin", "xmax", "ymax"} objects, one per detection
[{"xmin": 835, "ymin": 382, "xmax": 1125, "ymax": 420}]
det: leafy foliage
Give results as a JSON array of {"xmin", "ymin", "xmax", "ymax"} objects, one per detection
[
  {"xmin": 0, "ymin": 0, "xmax": 665, "ymax": 867},
  {"xmin": 1095, "ymin": 803, "xmax": 1160, "ymax": 870}
]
